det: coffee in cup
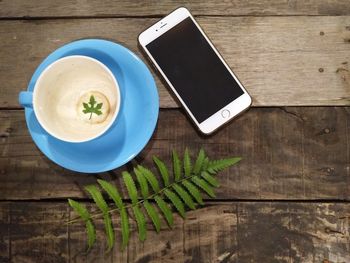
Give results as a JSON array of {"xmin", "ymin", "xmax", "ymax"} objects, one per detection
[{"xmin": 19, "ymin": 55, "xmax": 121, "ymax": 143}]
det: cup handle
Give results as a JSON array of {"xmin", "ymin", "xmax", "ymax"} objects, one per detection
[{"xmin": 18, "ymin": 91, "xmax": 33, "ymax": 108}]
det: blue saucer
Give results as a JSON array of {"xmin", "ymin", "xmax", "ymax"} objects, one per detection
[{"xmin": 24, "ymin": 39, "xmax": 159, "ymax": 173}]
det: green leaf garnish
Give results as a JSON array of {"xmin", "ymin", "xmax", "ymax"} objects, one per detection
[{"xmin": 82, "ymin": 95, "xmax": 103, "ymax": 120}]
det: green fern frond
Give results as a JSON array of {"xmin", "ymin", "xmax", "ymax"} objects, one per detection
[
  {"xmin": 201, "ymin": 171, "xmax": 219, "ymax": 187},
  {"xmin": 86, "ymin": 220, "xmax": 96, "ymax": 249},
  {"xmin": 172, "ymin": 183, "xmax": 196, "ymax": 210},
  {"xmin": 182, "ymin": 181, "xmax": 204, "ymax": 205},
  {"xmin": 193, "ymin": 148, "xmax": 205, "ymax": 174},
  {"xmin": 133, "ymin": 205, "xmax": 147, "ymax": 241},
  {"xmin": 164, "ymin": 189, "xmax": 186, "ymax": 218},
  {"xmin": 85, "ymin": 185, "xmax": 114, "ymax": 251},
  {"xmin": 97, "ymin": 179, "xmax": 124, "ymax": 209},
  {"xmin": 202, "ymin": 157, "xmax": 209, "ymax": 171},
  {"xmin": 206, "ymin": 157, "xmax": 241, "ymax": 174},
  {"xmin": 68, "ymin": 199, "xmax": 91, "ymax": 221},
  {"xmin": 67, "ymin": 148, "xmax": 242, "ymax": 252},
  {"xmin": 144, "ymin": 200, "xmax": 161, "ymax": 232},
  {"xmin": 85, "ymin": 185, "xmax": 109, "ymax": 213},
  {"xmin": 138, "ymin": 165, "xmax": 160, "ymax": 193},
  {"xmin": 68, "ymin": 199, "xmax": 96, "ymax": 250},
  {"xmin": 103, "ymin": 213, "xmax": 115, "ymax": 251},
  {"xmin": 134, "ymin": 168, "xmax": 149, "ymax": 199},
  {"xmin": 184, "ymin": 148, "xmax": 192, "ymax": 177},
  {"xmin": 191, "ymin": 176, "xmax": 216, "ymax": 198},
  {"xmin": 153, "ymin": 156, "xmax": 170, "ymax": 186},
  {"xmin": 122, "ymin": 172, "xmax": 138, "ymax": 205},
  {"xmin": 154, "ymin": 195, "xmax": 174, "ymax": 227},
  {"xmin": 120, "ymin": 207, "xmax": 129, "ymax": 249},
  {"xmin": 123, "ymin": 173, "xmax": 147, "ymax": 241},
  {"xmin": 172, "ymin": 150, "xmax": 181, "ymax": 181},
  {"xmin": 97, "ymin": 180, "xmax": 129, "ymax": 249}
]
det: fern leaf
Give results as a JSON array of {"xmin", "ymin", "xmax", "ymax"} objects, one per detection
[
  {"xmin": 122, "ymin": 172, "xmax": 138, "ymax": 205},
  {"xmin": 172, "ymin": 150, "xmax": 182, "ymax": 181},
  {"xmin": 138, "ymin": 165, "xmax": 160, "ymax": 193},
  {"xmin": 120, "ymin": 208, "xmax": 129, "ymax": 249},
  {"xmin": 68, "ymin": 199, "xmax": 91, "ymax": 221},
  {"xmin": 154, "ymin": 195, "xmax": 174, "ymax": 227},
  {"xmin": 85, "ymin": 185, "xmax": 114, "ymax": 251},
  {"xmin": 206, "ymin": 157, "xmax": 241, "ymax": 174},
  {"xmin": 86, "ymin": 220, "xmax": 96, "ymax": 249},
  {"xmin": 68, "ymin": 199, "xmax": 96, "ymax": 249},
  {"xmin": 164, "ymin": 189, "xmax": 186, "ymax": 218},
  {"xmin": 85, "ymin": 185, "xmax": 109, "ymax": 214},
  {"xmin": 192, "ymin": 176, "xmax": 216, "ymax": 198},
  {"xmin": 97, "ymin": 179, "xmax": 129, "ymax": 249},
  {"xmin": 97, "ymin": 179, "xmax": 124, "ymax": 209},
  {"xmin": 182, "ymin": 181, "xmax": 204, "ymax": 205},
  {"xmin": 193, "ymin": 148, "xmax": 205, "ymax": 175},
  {"xmin": 184, "ymin": 148, "xmax": 192, "ymax": 177},
  {"xmin": 103, "ymin": 213, "xmax": 115, "ymax": 251},
  {"xmin": 133, "ymin": 205, "xmax": 146, "ymax": 241},
  {"xmin": 201, "ymin": 171, "xmax": 219, "ymax": 187},
  {"xmin": 172, "ymin": 183, "xmax": 196, "ymax": 210},
  {"xmin": 134, "ymin": 168, "xmax": 149, "ymax": 199},
  {"xmin": 153, "ymin": 156, "xmax": 170, "ymax": 186},
  {"xmin": 68, "ymin": 149, "xmax": 243, "ymax": 252},
  {"xmin": 202, "ymin": 157, "xmax": 209, "ymax": 171},
  {"xmin": 144, "ymin": 200, "xmax": 161, "ymax": 232}
]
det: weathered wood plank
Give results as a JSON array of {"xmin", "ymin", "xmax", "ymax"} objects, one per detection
[
  {"xmin": 0, "ymin": 202, "xmax": 349, "ymax": 262},
  {"xmin": 0, "ymin": 203, "xmax": 10, "ymax": 263},
  {"xmin": 0, "ymin": 108, "xmax": 349, "ymax": 200},
  {"xmin": 1, "ymin": 0, "xmax": 350, "ymax": 17},
  {"xmin": 237, "ymin": 203, "xmax": 350, "ymax": 262},
  {"xmin": 8, "ymin": 203, "xmax": 69, "ymax": 263},
  {"xmin": 0, "ymin": 16, "xmax": 349, "ymax": 108}
]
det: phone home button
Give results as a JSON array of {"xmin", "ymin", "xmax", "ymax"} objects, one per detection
[{"xmin": 221, "ymin": 109, "xmax": 231, "ymax": 119}]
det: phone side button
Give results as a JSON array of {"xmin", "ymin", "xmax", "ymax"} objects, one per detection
[{"xmin": 221, "ymin": 109, "xmax": 231, "ymax": 119}]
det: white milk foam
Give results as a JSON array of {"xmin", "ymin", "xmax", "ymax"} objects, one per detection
[{"xmin": 35, "ymin": 56, "xmax": 119, "ymax": 142}]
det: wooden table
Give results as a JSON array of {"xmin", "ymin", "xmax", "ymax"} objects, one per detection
[{"xmin": 0, "ymin": 1, "xmax": 349, "ymax": 262}]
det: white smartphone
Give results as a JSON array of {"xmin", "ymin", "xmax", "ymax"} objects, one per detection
[{"xmin": 138, "ymin": 7, "xmax": 252, "ymax": 134}]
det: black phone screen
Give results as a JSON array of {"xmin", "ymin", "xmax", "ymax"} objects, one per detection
[{"xmin": 145, "ymin": 17, "xmax": 244, "ymax": 123}]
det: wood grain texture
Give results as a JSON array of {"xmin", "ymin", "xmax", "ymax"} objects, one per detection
[
  {"xmin": 1, "ymin": 0, "xmax": 350, "ymax": 18},
  {"xmin": 1, "ymin": 1, "xmax": 349, "ymax": 262},
  {"xmin": 1, "ymin": 108, "xmax": 349, "ymax": 200},
  {"xmin": 237, "ymin": 203, "xmax": 350, "ymax": 263},
  {"xmin": 0, "ymin": 203, "xmax": 10, "ymax": 263},
  {"xmin": 0, "ymin": 16, "xmax": 350, "ymax": 108},
  {"xmin": 0, "ymin": 202, "xmax": 349, "ymax": 263}
]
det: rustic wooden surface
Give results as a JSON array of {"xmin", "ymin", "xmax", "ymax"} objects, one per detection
[
  {"xmin": 0, "ymin": 0, "xmax": 350, "ymax": 262},
  {"xmin": 1, "ymin": 108, "xmax": 350, "ymax": 201},
  {"xmin": 0, "ymin": 202, "xmax": 349, "ymax": 262},
  {"xmin": 1, "ymin": 0, "xmax": 350, "ymax": 17},
  {"xmin": 0, "ymin": 16, "xmax": 350, "ymax": 108}
]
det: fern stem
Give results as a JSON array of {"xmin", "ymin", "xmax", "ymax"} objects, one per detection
[{"xmin": 66, "ymin": 172, "xmax": 205, "ymax": 225}]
